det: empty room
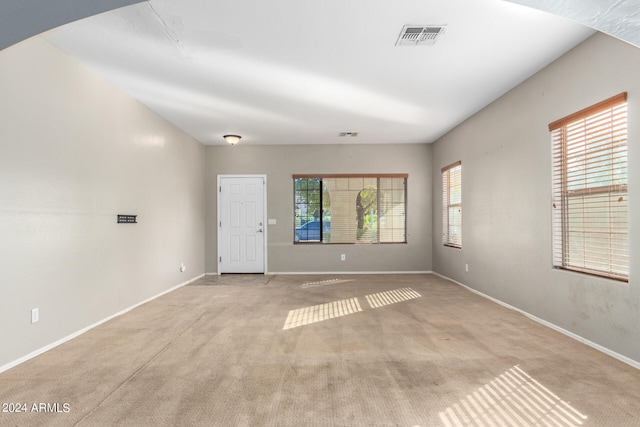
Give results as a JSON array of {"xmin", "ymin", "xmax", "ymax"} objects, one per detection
[{"xmin": 1, "ymin": 0, "xmax": 640, "ymax": 426}]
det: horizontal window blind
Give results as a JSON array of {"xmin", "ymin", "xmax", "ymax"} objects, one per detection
[
  {"xmin": 379, "ymin": 177, "xmax": 407, "ymax": 243},
  {"xmin": 550, "ymin": 93, "xmax": 628, "ymax": 281},
  {"xmin": 442, "ymin": 161, "xmax": 462, "ymax": 248}
]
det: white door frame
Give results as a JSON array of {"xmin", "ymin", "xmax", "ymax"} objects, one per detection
[{"xmin": 217, "ymin": 174, "xmax": 267, "ymax": 274}]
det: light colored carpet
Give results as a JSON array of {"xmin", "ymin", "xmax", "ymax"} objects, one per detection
[{"xmin": 1, "ymin": 274, "xmax": 639, "ymax": 426}]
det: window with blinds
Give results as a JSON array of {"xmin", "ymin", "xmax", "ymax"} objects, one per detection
[
  {"xmin": 293, "ymin": 174, "xmax": 407, "ymax": 244},
  {"xmin": 549, "ymin": 92, "xmax": 628, "ymax": 281},
  {"xmin": 442, "ymin": 161, "xmax": 462, "ymax": 248}
]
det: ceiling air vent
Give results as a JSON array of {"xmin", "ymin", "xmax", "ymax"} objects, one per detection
[{"xmin": 396, "ymin": 25, "xmax": 446, "ymax": 46}]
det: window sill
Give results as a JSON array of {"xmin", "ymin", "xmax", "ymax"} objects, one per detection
[
  {"xmin": 444, "ymin": 244, "xmax": 462, "ymax": 249},
  {"xmin": 553, "ymin": 266, "xmax": 628, "ymax": 283}
]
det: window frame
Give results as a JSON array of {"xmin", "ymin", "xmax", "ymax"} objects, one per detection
[
  {"xmin": 293, "ymin": 174, "xmax": 408, "ymax": 244},
  {"xmin": 442, "ymin": 161, "xmax": 462, "ymax": 249},
  {"xmin": 549, "ymin": 92, "xmax": 628, "ymax": 282}
]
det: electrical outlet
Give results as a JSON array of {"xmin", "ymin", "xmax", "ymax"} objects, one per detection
[
  {"xmin": 341, "ymin": 254, "xmax": 346, "ymax": 261},
  {"xmin": 180, "ymin": 263, "xmax": 186, "ymax": 272},
  {"xmin": 465, "ymin": 263, "xmax": 469, "ymax": 272},
  {"xmin": 31, "ymin": 308, "xmax": 39, "ymax": 324}
]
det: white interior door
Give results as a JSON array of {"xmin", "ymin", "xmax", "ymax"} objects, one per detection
[{"xmin": 218, "ymin": 175, "xmax": 266, "ymax": 273}]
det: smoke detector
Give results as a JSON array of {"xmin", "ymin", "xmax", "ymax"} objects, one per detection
[{"xmin": 396, "ymin": 25, "xmax": 446, "ymax": 46}]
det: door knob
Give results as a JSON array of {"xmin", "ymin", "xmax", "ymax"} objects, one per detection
[{"xmin": 257, "ymin": 229, "xmax": 263, "ymax": 233}]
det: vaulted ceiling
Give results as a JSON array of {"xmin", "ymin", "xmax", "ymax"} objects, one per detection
[{"xmin": 2, "ymin": 1, "xmax": 637, "ymax": 145}]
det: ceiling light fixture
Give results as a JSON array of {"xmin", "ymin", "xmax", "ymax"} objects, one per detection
[{"xmin": 223, "ymin": 134, "xmax": 241, "ymax": 145}]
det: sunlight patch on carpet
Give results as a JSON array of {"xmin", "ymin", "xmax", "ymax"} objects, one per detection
[
  {"xmin": 283, "ymin": 297, "xmax": 362, "ymax": 330},
  {"xmin": 365, "ymin": 287, "xmax": 421, "ymax": 308},
  {"xmin": 439, "ymin": 365, "xmax": 587, "ymax": 426},
  {"xmin": 301, "ymin": 278, "xmax": 355, "ymax": 289}
]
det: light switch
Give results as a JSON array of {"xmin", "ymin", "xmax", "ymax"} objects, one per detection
[{"xmin": 268, "ymin": 219, "xmax": 277, "ymax": 225}]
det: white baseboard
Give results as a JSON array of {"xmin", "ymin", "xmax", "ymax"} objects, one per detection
[
  {"xmin": 267, "ymin": 270, "xmax": 433, "ymax": 275},
  {"xmin": 206, "ymin": 271, "xmax": 433, "ymax": 275},
  {"xmin": 0, "ymin": 273, "xmax": 205, "ymax": 374},
  {"xmin": 432, "ymin": 272, "xmax": 640, "ymax": 370}
]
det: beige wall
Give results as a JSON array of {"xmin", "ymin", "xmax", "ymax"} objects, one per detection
[
  {"xmin": 205, "ymin": 144, "xmax": 432, "ymax": 273},
  {"xmin": 432, "ymin": 33, "xmax": 640, "ymax": 364},
  {"xmin": 0, "ymin": 37, "xmax": 205, "ymax": 369}
]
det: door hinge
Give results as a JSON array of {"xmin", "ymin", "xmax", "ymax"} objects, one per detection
[
  {"xmin": 219, "ymin": 186, "xmax": 222, "ymax": 192},
  {"xmin": 219, "ymin": 256, "xmax": 222, "ymax": 262},
  {"xmin": 219, "ymin": 221, "xmax": 222, "ymax": 227}
]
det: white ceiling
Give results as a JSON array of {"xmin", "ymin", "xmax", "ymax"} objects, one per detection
[{"xmin": 39, "ymin": 0, "xmax": 596, "ymax": 146}]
